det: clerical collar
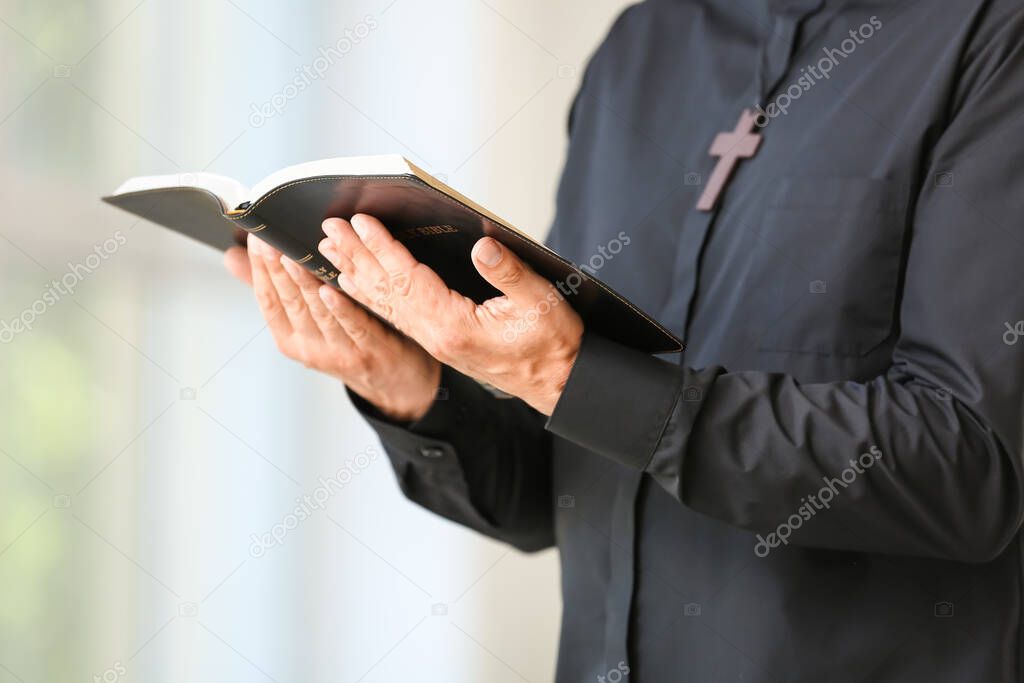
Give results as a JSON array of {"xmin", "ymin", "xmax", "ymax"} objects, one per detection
[
  {"xmin": 697, "ymin": 0, "xmax": 849, "ymax": 212},
  {"xmin": 755, "ymin": 0, "xmax": 829, "ymax": 106}
]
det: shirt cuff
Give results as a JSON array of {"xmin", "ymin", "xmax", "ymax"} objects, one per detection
[
  {"xmin": 546, "ymin": 331, "xmax": 689, "ymax": 470},
  {"xmin": 348, "ymin": 365, "xmax": 486, "ymax": 465}
]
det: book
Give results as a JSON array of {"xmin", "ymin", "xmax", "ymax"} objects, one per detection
[{"xmin": 103, "ymin": 155, "xmax": 683, "ymax": 354}]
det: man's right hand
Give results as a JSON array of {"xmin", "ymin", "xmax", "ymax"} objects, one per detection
[{"xmin": 224, "ymin": 233, "xmax": 441, "ymax": 422}]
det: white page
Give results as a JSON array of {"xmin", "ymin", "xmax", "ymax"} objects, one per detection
[
  {"xmin": 110, "ymin": 155, "xmax": 413, "ymax": 213},
  {"xmin": 112, "ymin": 172, "xmax": 251, "ymax": 212},
  {"xmin": 248, "ymin": 154, "xmax": 412, "ymax": 200}
]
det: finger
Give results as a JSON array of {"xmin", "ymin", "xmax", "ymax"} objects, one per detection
[
  {"xmin": 472, "ymin": 237, "xmax": 558, "ymax": 308},
  {"xmin": 224, "ymin": 245, "xmax": 252, "ymax": 286},
  {"xmin": 318, "ymin": 228, "xmax": 405, "ymax": 324},
  {"xmin": 247, "ymin": 234, "xmax": 292, "ymax": 338},
  {"xmin": 349, "ymin": 214, "xmax": 464, "ymax": 320},
  {"xmin": 317, "ymin": 238, "xmax": 400, "ymax": 333},
  {"xmin": 262, "ymin": 245, "xmax": 323, "ymax": 340},
  {"xmin": 348, "ymin": 214, "xmax": 450, "ymax": 296},
  {"xmin": 321, "ymin": 218, "xmax": 453, "ymax": 332},
  {"xmin": 280, "ymin": 255, "xmax": 353, "ymax": 348},
  {"xmin": 318, "ymin": 285, "xmax": 387, "ymax": 348},
  {"xmin": 322, "ymin": 218, "xmax": 391, "ymax": 295},
  {"xmin": 349, "ymin": 214, "xmax": 419, "ymax": 277},
  {"xmin": 319, "ymin": 220, "xmax": 481, "ymax": 358},
  {"xmin": 318, "ymin": 237, "xmax": 376, "ymax": 308}
]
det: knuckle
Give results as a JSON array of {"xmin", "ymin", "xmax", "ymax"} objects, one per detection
[
  {"xmin": 370, "ymin": 278, "xmax": 391, "ymax": 304},
  {"xmin": 346, "ymin": 323, "xmax": 370, "ymax": 343},
  {"xmin": 255, "ymin": 289, "xmax": 278, "ymax": 313},
  {"xmin": 338, "ymin": 352, "xmax": 372, "ymax": 384},
  {"xmin": 362, "ymin": 234, "xmax": 383, "ymax": 255},
  {"xmin": 294, "ymin": 343, "xmax": 317, "ymax": 369},
  {"xmin": 334, "ymin": 350, "xmax": 356, "ymax": 373},
  {"xmin": 369, "ymin": 274, "xmax": 412, "ymax": 314},
  {"xmin": 355, "ymin": 354, "xmax": 377, "ymax": 379},
  {"xmin": 389, "ymin": 272, "xmax": 412, "ymax": 298},
  {"xmin": 280, "ymin": 294, "xmax": 305, "ymax": 316},
  {"xmin": 495, "ymin": 264, "xmax": 524, "ymax": 287},
  {"xmin": 432, "ymin": 328, "xmax": 466, "ymax": 358}
]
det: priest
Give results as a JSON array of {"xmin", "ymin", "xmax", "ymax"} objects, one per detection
[{"xmin": 225, "ymin": 0, "xmax": 1024, "ymax": 680}]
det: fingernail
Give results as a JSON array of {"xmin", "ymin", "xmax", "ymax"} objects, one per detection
[
  {"xmin": 337, "ymin": 272, "xmax": 358, "ymax": 294},
  {"xmin": 248, "ymin": 235, "xmax": 261, "ymax": 254},
  {"xmin": 322, "ymin": 219, "xmax": 339, "ymax": 238},
  {"xmin": 318, "ymin": 286, "xmax": 338, "ymax": 309},
  {"xmin": 475, "ymin": 238, "xmax": 503, "ymax": 267}
]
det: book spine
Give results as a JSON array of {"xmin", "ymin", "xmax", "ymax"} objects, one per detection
[{"xmin": 231, "ymin": 213, "xmax": 341, "ymax": 287}]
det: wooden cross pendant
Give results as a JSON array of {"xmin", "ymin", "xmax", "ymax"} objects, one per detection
[{"xmin": 696, "ymin": 109, "xmax": 763, "ymax": 212}]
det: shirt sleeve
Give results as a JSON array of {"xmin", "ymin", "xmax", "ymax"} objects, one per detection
[
  {"xmin": 547, "ymin": 16, "xmax": 1024, "ymax": 563},
  {"xmin": 351, "ymin": 364, "xmax": 554, "ymax": 552},
  {"xmin": 344, "ymin": 12, "xmax": 625, "ymax": 553}
]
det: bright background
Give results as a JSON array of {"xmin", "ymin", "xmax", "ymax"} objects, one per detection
[{"xmin": 0, "ymin": 0, "xmax": 632, "ymax": 681}]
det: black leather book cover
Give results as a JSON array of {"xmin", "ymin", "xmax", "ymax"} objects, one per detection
[{"xmin": 103, "ymin": 167, "xmax": 683, "ymax": 354}]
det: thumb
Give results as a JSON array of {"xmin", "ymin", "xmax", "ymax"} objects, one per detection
[{"xmin": 472, "ymin": 237, "xmax": 551, "ymax": 307}]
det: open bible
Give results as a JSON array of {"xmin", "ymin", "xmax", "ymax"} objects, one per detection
[{"xmin": 103, "ymin": 155, "xmax": 683, "ymax": 354}]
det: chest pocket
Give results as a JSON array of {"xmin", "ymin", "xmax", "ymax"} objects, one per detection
[{"xmin": 753, "ymin": 176, "xmax": 910, "ymax": 357}]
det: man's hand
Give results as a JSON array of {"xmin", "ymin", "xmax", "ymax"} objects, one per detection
[
  {"xmin": 317, "ymin": 214, "xmax": 584, "ymax": 416},
  {"xmin": 224, "ymin": 233, "xmax": 441, "ymax": 422}
]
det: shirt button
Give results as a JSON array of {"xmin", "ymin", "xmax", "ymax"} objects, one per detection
[{"xmin": 419, "ymin": 445, "xmax": 446, "ymax": 459}]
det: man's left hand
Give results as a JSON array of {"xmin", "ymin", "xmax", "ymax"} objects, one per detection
[{"xmin": 317, "ymin": 214, "xmax": 584, "ymax": 416}]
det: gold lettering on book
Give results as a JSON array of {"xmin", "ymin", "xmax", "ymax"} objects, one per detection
[
  {"xmin": 399, "ymin": 225, "xmax": 459, "ymax": 240},
  {"xmin": 249, "ymin": 224, "xmax": 267, "ymax": 232},
  {"xmin": 295, "ymin": 253, "xmax": 313, "ymax": 264},
  {"xmin": 313, "ymin": 266, "xmax": 338, "ymax": 282}
]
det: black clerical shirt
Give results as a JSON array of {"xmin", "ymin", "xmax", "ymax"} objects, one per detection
[{"xmin": 353, "ymin": 0, "xmax": 1024, "ymax": 680}]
